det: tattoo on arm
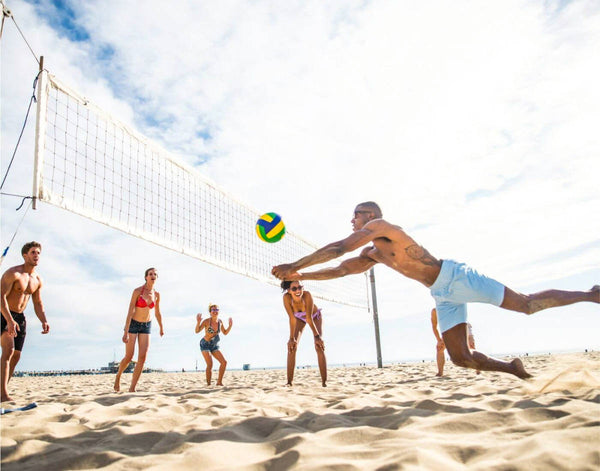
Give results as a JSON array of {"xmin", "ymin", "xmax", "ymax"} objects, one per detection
[{"xmin": 405, "ymin": 244, "xmax": 438, "ymax": 266}]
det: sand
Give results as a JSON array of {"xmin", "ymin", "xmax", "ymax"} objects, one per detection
[{"xmin": 1, "ymin": 352, "xmax": 599, "ymax": 470}]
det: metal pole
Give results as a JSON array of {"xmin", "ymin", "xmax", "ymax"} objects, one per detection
[
  {"xmin": 32, "ymin": 55, "xmax": 46, "ymax": 210},
  {"xmin": 369, "ymin": 267, "xmax": 383, "ymax": 368}
]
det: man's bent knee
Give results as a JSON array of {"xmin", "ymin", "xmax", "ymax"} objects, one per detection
[
  {"xmin": 502, "ymin": 289, "xmax": 540, "ymax": 314},
  {"xmin": 448, "ymin": 350, "xmax": 475, "ymax": 368},
  {"xmin": 515, "ymin": 296, "xmax": 544, "ymax": 315}
]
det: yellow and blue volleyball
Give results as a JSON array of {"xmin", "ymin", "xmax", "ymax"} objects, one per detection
[{"xmin": 256, "ymin": 212, "xmax": 286, "ymax": 243}]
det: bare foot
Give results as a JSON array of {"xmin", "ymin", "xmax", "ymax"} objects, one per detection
[
  {"xmin": 435, "ymin": 372, "xmax": 443, "ymax": 377},
  {"xmin": 113, "ymin": 376, "xmax": 121, "ymax": 392},
  {"xmin": 592, "ymin": 285, "xmax": 600, "ymax": 302},
  {"xmin": 511, "ymin": 358, "xmax": 532, "ymax": 379},
  {"xmin": 285, "ymin": 382, "xmax": 293, "ymax": 387},
  {"xmin": 322, "ymin": 382, "xmax": 327, "ymax": 387},
  {"xmin": 128, "ymin": 387, "xmax": 136, "ymax": 392},
  {"xmin": 1, "ymin": 394, "xmax": 14, "ymax": 402},
  {"xmin": 216, "ymin": 382, "xmax": 223, "ymax": 386},
  {"xmin": 476, "ymin": 370, "xmax": 481, "ymax": 375}
]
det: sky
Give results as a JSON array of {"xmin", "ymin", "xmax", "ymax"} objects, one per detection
[{"xmin": 1, "ymin": 0, "xmax": 599, "ymax": 374}]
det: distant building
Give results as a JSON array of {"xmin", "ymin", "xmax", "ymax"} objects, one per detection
[{"xmin": 100, "ymin": 361, "xmax": 135, "ymax": 374}]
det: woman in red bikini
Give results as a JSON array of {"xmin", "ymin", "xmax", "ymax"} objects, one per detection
[
  {"xmin": 114, "ymin": 267, "xmax": 164, "ymax": 392},
  {"xmin": 281, "ymin": 280, "xmax": 327, "ymax": 387}
]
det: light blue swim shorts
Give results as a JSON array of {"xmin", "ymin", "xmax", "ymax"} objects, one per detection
[{"xmin": 429, "ymin": 260, "xmax": 505, "ymax": 333}]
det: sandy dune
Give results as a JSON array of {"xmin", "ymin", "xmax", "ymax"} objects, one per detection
[{"xmin": 1, "ymin": 352, "xmax": 599, "ymax": 470}]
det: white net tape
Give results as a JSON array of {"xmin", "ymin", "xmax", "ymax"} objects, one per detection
[{"xmin": 35, "ymin": 73, "xmax": 368, "ymax": 308}]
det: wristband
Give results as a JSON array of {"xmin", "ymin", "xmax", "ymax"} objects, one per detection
[{"xmin": 314, "ymin": 334, "xmax": 321, "ymax": 339}]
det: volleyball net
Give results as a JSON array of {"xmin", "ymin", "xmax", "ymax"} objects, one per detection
[{"xmin": 33, "ymin": 71, "xmax": 369, "ymax": 308}]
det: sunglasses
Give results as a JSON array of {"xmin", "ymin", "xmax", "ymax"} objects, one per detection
[
  {"xmin": 290, "ymin": 286, "xmax": 303, "ymax": 292},
  {"xmin": 210, "ymin": 308, "xmax": 219, "ymax": 312}
]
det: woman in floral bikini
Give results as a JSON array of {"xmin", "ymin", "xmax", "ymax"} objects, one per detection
[
  {"xmin": 281, "ymin": 280, "xmax": 327, "ymax": 387},
  {"xmin": 195, "ymin": 304, "xmax": 233, "ymax": 386}
]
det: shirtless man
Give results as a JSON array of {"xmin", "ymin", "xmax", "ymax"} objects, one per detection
[
  {"xmin": 272, "ymin": 202, "xmax": 600, "ymax": 379},
  {"xmin": 1, "ymin": 241, "xmax": 49, "ymax": 401}
]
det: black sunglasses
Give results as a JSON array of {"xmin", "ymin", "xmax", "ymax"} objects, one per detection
[{"xmin": 290, "ymin": 286, "xmax": 304, "ymax": 292}]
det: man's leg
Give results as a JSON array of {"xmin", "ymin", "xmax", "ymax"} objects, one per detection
[
  {"xmin": 467, "ymin": 334, "xmax": 481, "ymax": 374},
  {"xmin": 435, "ymin": 344, "xmax": 445, "ymax": 376},
  {"xmin": 501, "ymin": 285, "xmax": 599, "ymax": 314},
  {"xmin": 8, "ymin": 350, "xmax": 21, "ymax": 382},
  {"xmin": 1, "ymin": 333, "xmax": 15, "ymax": 401},
  {"xmin": 442, "ymin": 323, "xmax": 531, "ymax": 379}
]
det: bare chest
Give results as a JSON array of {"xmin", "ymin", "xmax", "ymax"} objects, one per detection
[
  {"xmin": 369, "ymin": 239, "xmax": 409, "ymax": 267},
  {"xmin": 13, "ymin": 273, "xmax": 39, "ymax": 296},
  {"xmin": 370, "ymin": 239, "xmax": 441, "ymax": 286},
  {"xmin": 290, "ymin": 298, "xmax": 306, "ymax": 312}
]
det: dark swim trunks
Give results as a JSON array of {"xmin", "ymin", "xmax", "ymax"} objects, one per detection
[
  {"xmin": 128, "ymin": 319, "xmax": 152, "ymax": 334},
  {"xmin": 1, "ymin": 311, "xmax": 27, "ymax": 351}
]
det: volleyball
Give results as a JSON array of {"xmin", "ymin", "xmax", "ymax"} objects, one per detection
[{"xmin": 256, "ymin": 212, "xmax": 286, "ymax": 243}]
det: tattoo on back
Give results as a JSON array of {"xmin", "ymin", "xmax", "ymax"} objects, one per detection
[{"xmin": 405, "ymin": 244, "xmax": 438, "ymax": 266}]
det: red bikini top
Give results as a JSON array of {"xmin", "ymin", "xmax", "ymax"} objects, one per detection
[{"xmin": 136, "ymin": 286, "xmax": 155, "ymax": 309}]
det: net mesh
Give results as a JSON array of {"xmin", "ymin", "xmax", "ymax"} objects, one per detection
[{"xmin": 36, "ymin": 73, "xmax": 369, "ymax": 308}]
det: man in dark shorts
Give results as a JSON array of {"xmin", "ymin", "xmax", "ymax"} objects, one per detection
[
  {"xmin": 272, "ymin": 202, "xmax": 599, "ymax": 379},
  {"xmin": 1, "ymin": 241, "xmax": 50, "ymax": 402}
]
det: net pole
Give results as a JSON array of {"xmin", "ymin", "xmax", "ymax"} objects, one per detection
[
  {"xmin": 369, "ymin": 267, "xmax": 383, "ymax": 368},
  {"xmin": 32, "ymin": 56, "xmax": 46, "ymax": 210}
]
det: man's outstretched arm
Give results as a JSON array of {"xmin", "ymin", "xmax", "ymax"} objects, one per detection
[
  {"xmin": 272, "ymin": 222, "xmax": 383, "ymax": 279},
  {"xmin": 292, "ymin": 254, "xmax": 377, "ymax": 281}
]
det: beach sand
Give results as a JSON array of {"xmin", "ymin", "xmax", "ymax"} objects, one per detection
[{"xmin": 1, "ymin": 352, "xmax": 599, "ymax": 470}]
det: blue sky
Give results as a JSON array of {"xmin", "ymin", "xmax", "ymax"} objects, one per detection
[{"xmin": 1, "ymin": 0, "xmax": 599, "ymax": 374}]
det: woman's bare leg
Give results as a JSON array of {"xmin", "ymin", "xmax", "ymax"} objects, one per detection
[
  {"xmin": 202, "ymin": 351, "xmax": 213, "ymax": 385},
  {"xmin": 313, "ymin": 316, "xmax": 327, "ymax": 386},
  {"xmin": 287, "ymin": 322, "xmax": 305, "ymax": 386},
  {"xmin": 129, "ymin": 334, "xmax": 150, "ymax": 392},
  {"xmin": 212, "ymin": 350, "xmax": 228, "ymax": 386},
  {"xmin": 114, "ymin": 334, "xmax": 137, "ymax": 392}
]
